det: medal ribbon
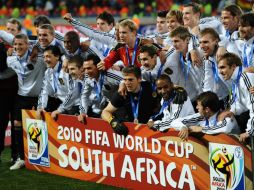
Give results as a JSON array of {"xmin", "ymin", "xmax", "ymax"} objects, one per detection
[
  {"xmin": 53, "ymin": 62, "xmax": 63, "ymax": 93},
  {"xmin": 231, "ymin": 66, "xmax": 242, "ymax": 103},
  {"xmin": 150, "ymin": 63, "xmax": 164, "ymax": 94},
  {"xmin": 210, "ymin": 60, "xmax": 219, "ymax": 83},
  {"xmin": 125, "ymin": 38, "xmax": 139, "ymax": 66},
  {"xmin": 242, "ymin": 41, "xmax": 254, "ymax": 68},
  {"xmin": 17, "ymin": 50, "xmax": 30, "ymax": 82},
  {"xmin": 130, "ymin": 86, "xmax": 142, "ymax": 121},
  {"xmin": 150, "ymin": 95, "xmax": 174, "ymax": 120},
  {"xmin": 94, "ymin": 73, "xmax": 105, "ymax": 100},
  {"xmin": 180, "ymin": 52, "xmax": 191, "ymax": 83}
]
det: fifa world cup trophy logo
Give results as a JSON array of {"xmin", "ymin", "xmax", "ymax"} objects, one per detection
[
  {"xmin": 212, "ymin": 147, "xmax": 235, "ymax": 189},
  {"xmin": 28, "ymin": 122, "xmax": 42, "ymax": 155}
]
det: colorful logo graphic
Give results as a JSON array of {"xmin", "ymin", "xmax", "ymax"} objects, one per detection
[
  {"xmin": 209, "ymin": 143, "xmax": 245, "ymax": 190},
  {"xmin": 28, "ymin": 122, "xmax": 42, "ymax": 156},
  {"xmin": 26, "ymin": 119, "xmax": 50, "ymax": 167}
]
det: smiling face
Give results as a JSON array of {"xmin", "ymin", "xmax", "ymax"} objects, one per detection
[
  {"xmin": 221, "ymin": 10, "xmax": 238, "ymax": 32},
  {"xmin": 200, "ymin": 33, "xmax": 218, "ymax": 58},
  {"xmin": 68, "ymin": 63, "xmax": 82, "ymax": 80},
  {"xmin": 6, "ymin": 22, "xmax": 20, "ymax": 35},
  {"xmin": 156, "ymin": 79, "xmax": 173, "ymax": 100},
  {"xmin": 64, "ymin": 35, "xmax": 79, "ymax": 54},
  {"xmin": 14, "ymin": 38, "xmax": 29, "ymax": 57},
  {"xmin": 139, "ymin": 52, "xmax": 157, "ymax": 70},
  {"xmin": 83, "ymin": 60, "xmax": 100, "ymax": 79},
  {"xmin": 166, "ymin": 16, "xmax": 182, "ymax": 33},
  {"xmin": 43, "ymin": 50, "xmax": 59, "ymax": 68},
  {"xmin": 196, "ymin": 100, "xmax": 207, "ymax": 117},
  {"xmin": 218, "ymin": 59, "xmax": 236, "ymax": 80},
  {"xmin": 183, "ymin": 6, "xmax": 199, "ymax": 28},
  {"xmin": 239, "ymin": 24, "xmax": 254, "ymax": 41},
  {"xmin": 38, "ymin": 28, "xmax": 54, "ymax": 48}
]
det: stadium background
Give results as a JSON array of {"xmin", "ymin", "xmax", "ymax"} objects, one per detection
[{"xmin": 0, "ymin": 0, "xmax": 252, "ymax": 36}]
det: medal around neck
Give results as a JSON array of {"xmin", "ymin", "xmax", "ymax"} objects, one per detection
[{"xmin": 152, "ymin": 91, "xmax": 157, "ymax": 98}]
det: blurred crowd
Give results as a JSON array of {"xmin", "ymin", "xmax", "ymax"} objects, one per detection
[{"xmin": 0, "ymin": 0, "xmax": 252, "ymax": 18}]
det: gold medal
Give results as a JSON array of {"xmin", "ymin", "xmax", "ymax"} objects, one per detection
[
  {"xmin": 152, "ymin": 91, "xmax": 157, "ymax": 98},
  {"xmin": 134, "ymin": 118, "xmax": 139, "ymax": 124}
]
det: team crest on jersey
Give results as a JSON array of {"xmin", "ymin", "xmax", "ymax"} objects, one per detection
[{"xmin": 58, "ymin": 78, "xmax": 65, "ymax": 85}]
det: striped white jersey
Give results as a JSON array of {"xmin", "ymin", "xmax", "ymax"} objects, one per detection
[
  {"xmin": 145, "ymin": 32, "xmax": 169, "ymax": 47},
  {"xmin": 63, "ymin": 47, "xmax": 100, "ymax": 61},
  {"xmin": 202, "ymin": 55, "xmax": 229, "ymax": 100},
  {"xmin": 141, "ymin": 57, "xmax": 173, "ymax": 82},
  {"xmin": 7, "ymin": 50, "xmax": 46, "ymax": 97},
  {"xmin": 37, "ymin": 61, "xmax": 80, "ymax": 112},
  {"xmin": 199, "ymin": 16, "xmax": 224, "ymax": 35},
  {"xmin": 69, "ymin": 18, "xmax": 116, "ymax": 59},
  {"xmin": 0, "ymin": 29, "xmax": 65, "ymax": 51},
  {"xmin": 70, "ymin": 18, "xmax": 117, "ymax": 47},
  {"xmin": 151, "ymin": 97, "xmax": 195, "ymax": 132},
  {"xmin": 220, "ymin": 30, "xmax": 240, "ymax": 42},
  {"xmin": 33, "ymin": 38, "xmax": 65, "ymax": 56},
  {"xmin": 164, "ymin": 34, "xmax": 199, "ymax": 51},
  {"xmin": 165, "ymin": 49, "xmax": 204, "ymax": 101},
  {"xmin": 171, "ymin": 112, "xmax": 240, "ymax": 134},
  {"xmin": 80, "ymin": 69, "xmax": 123, "ymax": 114},
  {"xmin": 229, "ymin": 69, "xmax": 254, "ymax": 135}
]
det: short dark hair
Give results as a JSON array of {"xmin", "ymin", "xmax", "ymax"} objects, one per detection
[
  {"xmin": 122, "ymin": 65, "xmax": 141, "ymax": 79},
  {"xmin": 139, "ymin": 45, "xmax": 157, "ymax": 57},
  {"xmin": 223, "ymin": 4, "xmax": 243, "ymax": 17},
  {"xmin": 156, "ymin": 74, "xmax": 172, "ymax": 84},
  {"xmin": 44, "ymin": 45, "xmax": 62, "ymax": 58},
  {"xmin": 34, "ymin": 15, "xmax": 51, "ymax": 27},
  {"xmin": 239, "ymin": 13, "xmax": 254, "ymax": 27},
  {"xmin": 68, "ymin": 55, "xmax": 83, "ymax": 68},
  {"xmin": 184, "ymin": 2, "xmax": 201, "ymax": 16},
  {"xmin": 157, "ymin": 10, "xmax": 168, "ymax": 18},
  {"xmin": 218, "ymin": 52, "xmax": 242, "ymax": 67},
  {"xmin": 197, "ymin": 91, "xmax": 220, "ymax": 113},
  {"xmin": 7, "ymin": 18, "xmax": 22, "ymax": 31},
  {"xmin": 14, "ymin": 33, "xmax": 28, "ymax": 42},
  {"xmin": 39, "ymin": 24, "xmax": 55, "ymax": 35},
  {"xmin": 64, "ymin": 31, "xmax": 80, "ymax": 44},
  {"xmin": 84, "ymin": 54, "xmax": 101, "ymax": 66},
  {"xmin": 200, "ymin": 28, "xmax": 220, "ymax": 41},
  {"xmin": 170, "ymin": 26, "xmax": 191, "ymax": 40},
  {"xmin": 96, "ymin": 11, "xmax": 115, "ymax": 26}
]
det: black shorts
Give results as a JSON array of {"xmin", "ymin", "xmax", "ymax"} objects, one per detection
[{"xmin": 14, "ymin": 95, "xmax": 38, "ymax": 121}]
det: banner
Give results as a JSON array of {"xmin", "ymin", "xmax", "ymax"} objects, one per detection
[
  {"xmin": 4, "ymin": 123, "xmax": 11, "ymax": 146},
  {"xmin": 22, "ymin": 110, "xmax": 252, "ymax": 190}
]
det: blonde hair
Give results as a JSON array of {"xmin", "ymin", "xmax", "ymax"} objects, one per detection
[
  {"xmin": 119, "ymin": 19, "xmax": 138, "ymax": 33},
  {"xmin": 166, "ymin": 10, "xmax": 183, "ymax": 25}
]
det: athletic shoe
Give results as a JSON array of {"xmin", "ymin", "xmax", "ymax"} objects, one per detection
[{"xmin": 10, "ymin": 158, "xmax": 25, "ymax": 170}]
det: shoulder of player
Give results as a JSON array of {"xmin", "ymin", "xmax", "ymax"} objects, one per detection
[{"xmin": 113, "ymin": 42, "xmax": 126, "ymax": 51}]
